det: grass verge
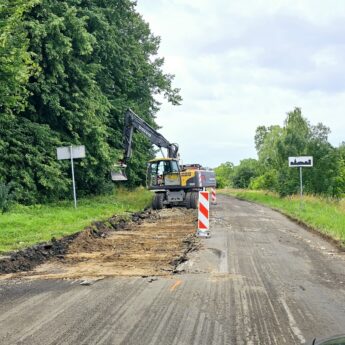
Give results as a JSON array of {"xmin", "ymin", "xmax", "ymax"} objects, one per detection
[
  {"xmin": 0, "ymin": 187, "xmax": 152, "ymax": 253},
  {"xmin": 220, "ymin": 189, "xmax": 345, "ymax": 247}
]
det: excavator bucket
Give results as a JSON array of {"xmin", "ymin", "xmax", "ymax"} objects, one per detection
[{"xmin": 111, "ymin": 164, "xmax": 128, "ymax": 181}]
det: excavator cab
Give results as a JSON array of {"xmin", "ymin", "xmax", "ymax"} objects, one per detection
[{"xmin": 147, "ymin": 158, "xmax": 181, "ymax": 189}]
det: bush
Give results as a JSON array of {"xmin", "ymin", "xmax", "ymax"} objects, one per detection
[
  {"xmin": 249, "ymin": 170, "xmax": 278, "ymax": 191},
  {"xmin": 232, "ymin": 159, "xmax": 259, "ymax": 189},
  {"xmin": 0, "ymin": 182, "xmax": 15, "ymax": 213},
  {"xmin": 214, "ymin": 162, "xmax": 234, "ymax": 188}
]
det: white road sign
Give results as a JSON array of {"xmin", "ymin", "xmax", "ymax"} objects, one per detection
[
  {"xmin": 288, "ymin": 156, "xmax": 313, "ymax": 168},
  {"xmin": 57, "ymin": 145, "xmax": 85, "ymax": 160},
  {"xmin": 56, "ymin": 145, "xmax": 86, "ymax": 208}
]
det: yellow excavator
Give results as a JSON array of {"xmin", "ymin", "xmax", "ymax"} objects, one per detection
[{"xmin": 112, "ymin": 109, "xmax": 216, "ymax": 209}]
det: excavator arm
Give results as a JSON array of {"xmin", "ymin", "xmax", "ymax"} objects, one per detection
[
  {"xmin": 122, "ymin": 109, "xmax": 179, "ymax": 163},
  {"xmin": 111, "ymin": 109, "xmax": 179, "ymax": 181}
]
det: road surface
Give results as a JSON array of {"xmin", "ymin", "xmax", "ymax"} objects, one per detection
[{"xmin": 1, "ymin": 194, "xmax": 345, "ymax": 344}]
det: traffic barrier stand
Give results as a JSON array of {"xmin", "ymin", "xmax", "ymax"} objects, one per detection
[
  {"xmin": 197, "ymin": 191, "xmax": 210, "ymax": 238},
  {"xmin": 211, "ymin": 187, "xmax": 217, "ymax": 205}
]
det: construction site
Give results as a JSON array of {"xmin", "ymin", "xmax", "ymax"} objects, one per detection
[{"xmin": 0, "ymin": 208, "xmax": 199, "ymax": 281}]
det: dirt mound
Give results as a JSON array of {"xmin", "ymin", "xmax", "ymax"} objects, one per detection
[
  {"xmin": 0, "ymin": 235, "xmax": 75, "ymax": 274},
  {"xmin": 0, "ymin": 208, "xmax": 199, "ymax": 279}
]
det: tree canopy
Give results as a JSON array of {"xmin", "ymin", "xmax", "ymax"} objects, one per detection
[{"xmin": 0, "ymin": 0, "xmax": 181, "ymax": 204}]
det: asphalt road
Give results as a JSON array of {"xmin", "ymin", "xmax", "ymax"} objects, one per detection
[{"xmin": 1, "ymin": 194, "xmax": 345, "ymax": 344}]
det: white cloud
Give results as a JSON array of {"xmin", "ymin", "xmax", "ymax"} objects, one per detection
[{"xmin": 137, "ymin": 0, "xmax": 345, "ymax": 167}]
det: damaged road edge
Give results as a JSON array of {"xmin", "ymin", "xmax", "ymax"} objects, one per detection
[{"xmin": 0, "ymin": 210, "xmax": 154, "ymax": 275}]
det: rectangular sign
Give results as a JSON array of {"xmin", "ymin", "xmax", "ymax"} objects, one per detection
[
  {"xmin": 288, "ymin": 156, "xmax": 313, "ymax": 167},
  {"xmin": 57, "ymin": 145, "xmax": 86, "ymax": 160}
]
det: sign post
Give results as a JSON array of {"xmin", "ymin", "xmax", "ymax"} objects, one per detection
[
  {"xmin": 57, "ymin": 145, "xmax": 86, "ymax": 208},
  {"xmin": 288, "ymin": 156, "xmax": 313, "ymax": 208}
]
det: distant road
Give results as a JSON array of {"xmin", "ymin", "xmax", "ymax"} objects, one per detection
[{"xmin": 1, "ymin": 194, "xmax": 345, "ymax": 344}]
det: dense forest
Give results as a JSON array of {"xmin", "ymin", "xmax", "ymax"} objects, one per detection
[
  {"xmin": 216, "ymin": 107, "xmax": 345, "ymax": 198},
  {"xmin": 0, "ymin": 0, "xmax": 181, "ymax": 204}
]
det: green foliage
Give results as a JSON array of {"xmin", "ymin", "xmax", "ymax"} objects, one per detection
[
  {"xmin": 0, "ymin": 116, "xmax": 69, "ymax": 204},
  {"xmin": 0, "ymin": 187, "xmax": 152, "ymax": 253},
  {"xmin": 331, "ymin": 148, "xmax": 345, "ymax": 198},
  {"xmin": 0, "ymin": 0, "xmax": 181, "ymax": 204},
  {"xmin": 249, "ymin": 170, "xmax": 278, "ymax": 191},
  {"xmin": 232, "ymin": 158, "xmax": 260, "ymax": 189},
  {"xmin": 255, "ymin": 125, "xmax": 284, "ymax": 169},
  {"xmin": 222, "ymin": 107, "xmax": 345, "ymax": 198},
  {"xmin": 0, "ymin": 182, "xmax": 15, "ymax": 213},
  {"xmin": 214, "ymin": 161, "xmax": 234, "ymax": 188},
  {"xmin": 254, "ymin": 107, "xmax": 343, "ymax": 197},
  {"xmin": 0, "ymin": 0, "xmax": 39, "ymax": 115},
  {"xmin": 22, "ymin": 0, "xmax": 115, "ymax": 198}
]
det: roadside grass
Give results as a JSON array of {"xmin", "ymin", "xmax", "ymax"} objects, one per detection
[
  {"xmin": 0, "ymin": 187, "xmax": 153, "ymax": 253},
  {"xmin": 220, "ymin": 189, "xmax": 345, "ymax": 245}
]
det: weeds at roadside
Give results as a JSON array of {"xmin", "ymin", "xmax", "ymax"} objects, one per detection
[{"xmin": 0, "ymin": 187, "xmax": 152, "ymax": 253}]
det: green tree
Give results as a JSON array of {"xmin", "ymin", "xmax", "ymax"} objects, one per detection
[
  {"xmin": 249, "ymin": 169, "xmax": 278, "ymax": 191},
  {"xmin": 22, "ymin": 0, "xmax": 114, "ymax": 197},
  {"xmin": 77, "ymin": 0, "xmax": 181, "ymax": 187},
  {"xmin": 0, "ymin": 0, "xmax": 67, "ymax": 204},
  {"xmin": 0, "ymin": 182, "xmax": 15, "ymax": 213},
  {"xmin": 327, "ymin": 143, "xmax": 345, "ymax": 198},
  {"xmin": 0, "ymin": 0, "xmax": 38, "ymax": 115},
  {"xmin": 255, "ymin": 125, "xmax": 284, "ymax": 170},
  {"xmin": 274, "ymin": 108, "xmax": 310, "ymax": 196},
  {"xmin": 214, "ymin": 162, "xmax": 234, "ymax": 188},
  {"xmin": 254, "ymin": 107, "xmax": 341, "ymax": 197},
  {"xmin": 0, "ymin": 0, "xmax": 181, "ymax": 203},
  {"xmin": 232, "ymin": 159, "xmax": 259, "ymax": 189},
  {"xmin": 305, "ymin": 124, "xmax": 337, "ymax": 196}
]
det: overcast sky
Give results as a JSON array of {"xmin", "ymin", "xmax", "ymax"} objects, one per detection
[{"xmin": 136, "ymin": 0, "xmax": 345, "ymax": 167}]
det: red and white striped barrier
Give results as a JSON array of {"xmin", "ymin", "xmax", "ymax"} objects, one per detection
[
  {"xmin": 197, "ymin": 191, "xmax": 210, "ymax": 237},
  {"xmin": 211, "ymin": 188, "xmax": 217, "ymax": 205}
]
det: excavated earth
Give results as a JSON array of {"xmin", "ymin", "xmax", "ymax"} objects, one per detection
[{"xmin": 0, "ymin": 208, "xmax": 199, "ymax": 280}]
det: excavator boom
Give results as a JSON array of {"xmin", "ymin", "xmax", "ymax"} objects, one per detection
[
  {"xmin": 123, "ymin": 109, "xmax": 179, "ymax": 162},
  {"xmin": 111, "ymin": 109, "xmax": 178, "ymax": 181}
]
